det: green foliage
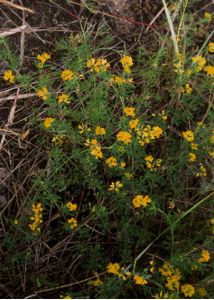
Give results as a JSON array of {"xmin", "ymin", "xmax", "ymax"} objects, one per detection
[{"xmin": 0, "ymin": 5, "xmax": 213, "ymax": 299}]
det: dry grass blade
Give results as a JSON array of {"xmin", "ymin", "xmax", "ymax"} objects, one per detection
[
  {"xmin": 0, "ymin": 0, "xmax": 34, "ymax": 13},
  {"xmin": 162, "ymin": 0, "xmax": 180, "ymax": 56}
]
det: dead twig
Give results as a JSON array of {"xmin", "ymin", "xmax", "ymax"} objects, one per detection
[
  {"xmin": 0, "ymin": 88, "xmax": 19, "ymax": 151},
  {"xmin": 0, "ymin": 93, "xmax": 36, "ymax": 103},
  {"xmin": 0, "ymin": 25, "xmax": 27, "ymax": 37},
  {"xmin": 0, "ymin": 0, "xmax": 34, "ymax": 13}
]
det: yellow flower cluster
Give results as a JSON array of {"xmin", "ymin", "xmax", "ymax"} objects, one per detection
[
  {"xmin": 198, "ymin": 249, "xmax": 211, "ymax": 263},
  {"xmin": 105, "ymin": 156, "xmax": 117, "ymax": 168},
  {"xmin": 37, "ymin": 87, "xmax": 49, "ymax": 100},
  {"xmin": 67, "ymin": 217, "xmax": 78, "ymax": 229},
  {"xmin": 132, "ymin": 194, "xmax": 152, "ymax": 208},
  {"xmin": 196, "ymin": 164, "xmax": 207, "ymax": 177},
  {"xmin": 29, "ymin": 203, "xmax": 43, "ymax": 232},
  {"xmin": 95, "ymin": 126, "xmax": 106, "ymax": 136},
  {"xmin": 66, "ymin": 201, "xmax": 77, "ymax": 212},
  {"xmin": 192, "ymin": 55, "xmax": 206, "ymax": 72},
  {"xmin": 159, "ymin": 262, "xmax": 181, "ymax": 291},
  {"xmin": 180, "ymin": 83, "xmax": 192, "ymax": 94},
  {"xmin": 181, "ymin": 284, "xmax": 195, "ymax": 297},
  {"xmin": 58, "ymin": 93, "xmax": 70, "ymax": 104},
  {"xmin": 182, "ymin": 130, "xmax": 194, "ymax": 142},
  {"xmin": 137, "ymin": 125, "xmax": 163, "ymax": 146},
  {"xmin": 116, "ymin": 131, "xmax": 132, "ymax": 144},
  {"xmin": 86, "ymin": 57, "xmax": 110, "ymax": 73},
  {"xmin": 3, "ymin": 70, "xmax": 15, "ymax": 83},
  {"xmin": 61, "ymin": 69, "xmax": 75, "ymax": 81},
  {"xmin": 123, "ymin": 106, "xmax": 135, "ymax": 117},
  {"xmin": 108, "ymin": 181, "xmax": 123, "ymax": 192},
  {"xmin": 106, "ymin": 262, "xmax": 131, "ymax": 281},
  {"xmin": 85, "ymin": 139, "xmax": 103, "ymax": 159},
  {"xmin": 208, "ymin": 42, "xmax": 214, "ymax": 53},
  {"xmin": 145, "ymin": 155, "xmax": 162, "ymax": 171},
  {"xmin": 111, "ymin": 75, "xmax": 133, "ymax": 85},
  {"xmin": 120, "ymin": 55, "xmax": 133, "ymax": 73},
  {"xmin": 133, "ymin": 275, "xmax": 148, "ymax": 286},
  {"xmin": 37, "ymin": 52, "xmax": 51, "ymax": 66},
  {"xmin": 188, "ymin": 152, "xmax": 196, "ymax": 162},
  {"xmin": 44, "ymin": 117, "xmax": 55, "ymax": 129}
]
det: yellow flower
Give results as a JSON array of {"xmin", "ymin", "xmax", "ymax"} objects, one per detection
[
  {"xmin": 120, "ymin": 162, "xmax": 126, "ymax": 168},
  {"xmin": 158, "ymin": 110, "xmax": 168, "ymax": 120},
  {"xmin": 111, "ymin": 75, "xmax": 133, "ymax": 85},
  {"xmin": 120, "ymin": 55, "xmax": 133, "ymax": 73},
  {"xmin": 196, "ymin": 164, "xmax": 207, "ymax": 177},
  {"xmin": 123, "ymin": 107, "xmax": 136, "ymax": 117},
  {"xmin": 58, "ymin": 93, "xmax": 70, "ymax": 104},
  {"xmin": 191, "ymin": 265, "xmax": 198, "ymax": 271},
  {"xmin": 66, "ymin": 202, "xmax": 77, "ymax": 211},
  {"xmin": 29, "ymin": 203, "xmax": 43, "ymax": 232},
  {"xmin": 43, "ymin": 117, "xmax": 55, "ymax": 129},
  {"xmin": 86, "ymin": 57, "xmax": 110, "ymax": 73},
  {"xmin": 37, "ymin": 87, "xmax": 49, "ymax": 100},
  {"xmin": 159, "ymin": 262, "xmax": 173, "ymax": 277},
  {"xmin": 145, "ymin": 155, "xmax": 162, "ymax": 171},
  {"xmin": 129, "ymin": 118, "xmax": 139, "ymax": 130},
  {"xmin": 62, "ymin": 295, "xmax": 72, "ymax": 299},
  {"xmin": 52, "ymin": 134, "xmax": 66, "ymax": 145},
  {"xmin": 61, "ymin": 69, "xmax": 75, "ymax": 81},
  {"xmin": 208, "ymin": 42, "xmax": 214, "ymax": 53},
  {"xmin": 182, "ymin": 130, "xmax": 194, "ymax": 142},
  {"xmin": 154, "ymin": 291, "xmax": 169, "ymax": 299},
  {"xmin": 95, "ymin": 126, "xmax": 106, "ymax": 136},
  {"xmin": 133, "ymin": 275, "xmax": 148, "ymax": 286},
  {"xmin": 108, "ymin": 181, "xmax": 123, "ymax": 192},
  {"xmin": 208, "ymin": 150, "xmax": 214, "ymax": 158},
  {"xmin": 106, "ymin": 262, "xmax": 120, "ymax": 275},
  {"xmin": 67, "ymin": 217, "xmax": 77, "ymax": 229},
  {"xmin": 91, "ymin": 145, "xmax": 103, "ymax": 159},
  {"xmin": 198, "ymin": 249, "xmax": 211, "ymax": 263},
  {"xmin": 132, "ymin": 195, "xmax": 152, "ymax": 208},
  {"xmin": 105, "ymin": 156, "xmax": 117, "ymax": 168},
  {"xmin": 181, "ymin": 284, "xmax": 195, "ymax": 297},
  {"xmin": 3, "ymin": 70, "xmax": 15, "ymax": 83},
  {"xmin": 37, "ymin": 52, "xmax": 51, "ymax": 66},
  {"xmin": 14, "ymin": 219, "xmax": 19, "ymax": 225},
  {"xmin": 192, "ymin": 55, "xmax": 206, "ymax": 72},
  {"xmin": 116, "ymin": 131, "xmax": 132, "ymax": 144},
  {"xmin": 204, "ymin": 65, "xmax": 214, "ymax": 76},
  {"xmin": 191, "ymin": 143, "xmax": 198, "ymax": 150},
  {"xmin": 165, "ymin": 269, "xmax": 181, "ymax": 291},
  {"xmin": 180, "ymin": 83, "xmax": 192, "ymax": 94},
  {"xmin": 197, "ymin": 287, "xmax": 207, "ymax": 297},
  {"xmin": 204, "ymin": 12, "xmax": 212, "ymax": 22},
  {"xmin": 124, "ymin": 172, "xmax": 133, "ymax": 179},
  {"xmin": 188, "ymin": 152, "xmax": 196, "ymax": 162},
  {"xmin": 88, "ymin": 278, "xmax": 103, "ymax": 286},
  {"xmin": 151, "ymin": 126, "xmax": 163, "ymax": 139}
]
